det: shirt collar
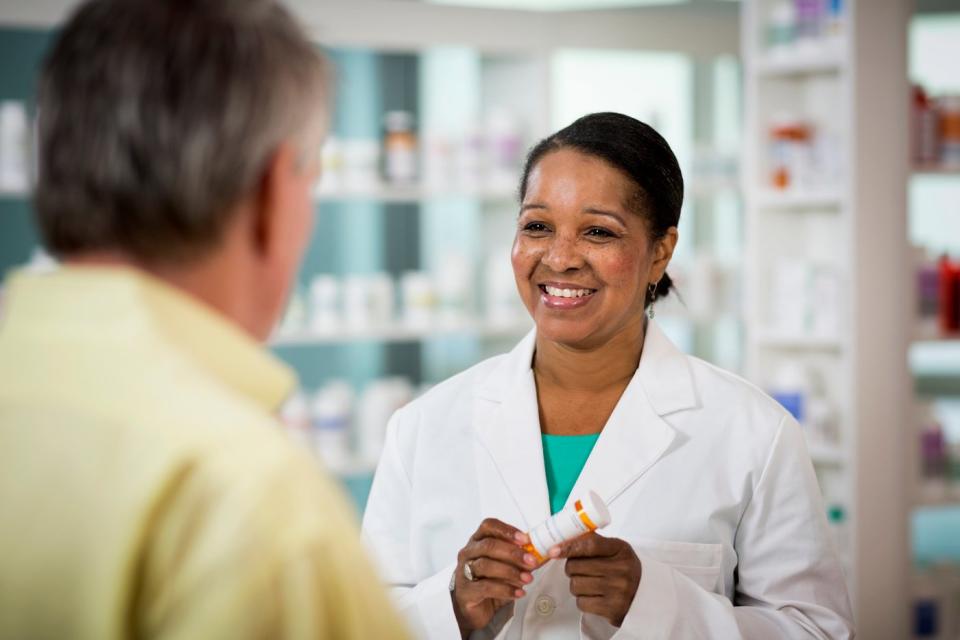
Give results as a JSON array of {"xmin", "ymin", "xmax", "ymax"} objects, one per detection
[{"xmin": 1, "ymin": 265, "xmax": 296, "ymax": 412}]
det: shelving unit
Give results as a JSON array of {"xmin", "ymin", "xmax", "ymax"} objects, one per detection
[
  {"xmin": 912, "ymin": 164, "xmax": 960, "ymax": 176},
  {"xmin": 753, "ymin": 187, "xmax": 845, "ymax": 210},
  {"xmin": 743, "ymin": 1, "xmax": 911, "ymax": 636},
  {"xmin": 754, "ymin": 48, "xmax": 845, "ymax": 77},
  {"xmin": 270, "ymin": 318, "xmax": 532, "ymax": 347},
  {"xmin": 754, "ymin": 330, "xmax": 844, "ymax": 351},
  {"xmin": 313, "ymin": 184, "xmax": 516, "ymax": 204}
]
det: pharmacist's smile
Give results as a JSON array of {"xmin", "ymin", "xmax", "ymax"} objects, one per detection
[{"xmin": 537, "ymin": 281, "xmax": 599, "ymax": 310}]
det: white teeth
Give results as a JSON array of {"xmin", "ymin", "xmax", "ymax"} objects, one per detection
[{"xmin": 544, "ymin": 285, "xmax": 594, "ymax": 298}]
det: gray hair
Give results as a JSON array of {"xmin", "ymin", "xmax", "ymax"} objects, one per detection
[{"xmin": 35, "ymin": 0, "xmax": 331, "ymax": 265}]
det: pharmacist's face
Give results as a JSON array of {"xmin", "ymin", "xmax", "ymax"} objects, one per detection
[{"xmin": 512, "ymin": 148, "xmax": 659, "ymax": 349}]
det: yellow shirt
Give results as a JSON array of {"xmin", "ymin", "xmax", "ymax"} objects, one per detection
[{"xmin": 0, "ymin": 266, "xmax": 409, "ymax": 640}]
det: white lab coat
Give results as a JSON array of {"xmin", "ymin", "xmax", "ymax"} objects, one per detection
[{"xmin": 361, "ymin": 322, "xmax": 854, "ymax": 639}]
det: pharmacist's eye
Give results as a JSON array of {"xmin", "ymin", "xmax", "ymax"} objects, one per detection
[
  {"xmin": 585, "ymin": 227, "xmax": 616, "ymax": 239},
  {"xmin": 522, "ymin": 222, "xmax": 550, "ymax": 234}
]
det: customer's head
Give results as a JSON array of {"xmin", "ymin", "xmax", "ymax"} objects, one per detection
[
  {"xmin": 35, "ymin": 0, "xmax": 330, "ymax": 339},
  {"xmin": 513, "ymin": 112, "xmax": 682, "ymax": 348}
]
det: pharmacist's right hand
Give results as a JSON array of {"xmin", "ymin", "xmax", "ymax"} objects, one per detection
[{"xmin": 451, "ymin": 518, "xmax": 538, "ymax": 636}]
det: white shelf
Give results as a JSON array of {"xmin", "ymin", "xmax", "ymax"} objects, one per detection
[
  {"xmin": 314, "ymin": 183, "xmax": 516, "ymax": 204},
  {"xmin": 314, "ymin": 179, "xmax": 737, "ymax": 204},
  {"xmin": 754, "ymin": 330, "xmax": 844, "ymax": 352},
  {"xmin": 913, "ymin": 327, "xmax": 960, "ymax": 344},
  {"xmin": 754, "ymin": 188, "xmax": 844, "ymax": 211},
  {"xmin": 0, "ymin": 186, "xmax": 28, "ymax": 199},
  {"xmin": 913, "ymin": 484, "xmax": 960, "ymax": 509},
  {"xmin": 270, "ymin": 318, "xmax": 533, "ymax": 347},
  {"xmin": 754, "ymin": 45, "xmax": 846, "ymax": 78},
  {"xmin": 912, "ymin": 164, "xmax": 960, "ymax": 176}
]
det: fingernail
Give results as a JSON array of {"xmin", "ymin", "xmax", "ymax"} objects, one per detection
[
  {"xmin": 548, "ymin": 546, "xmax": 561, "ymax": 558},
  {"xmin": 514, "ymin": 532, "xmax": 529, "ymax": 544},
  {"xmin": 524, "ymin": 553, "xmax": 537, "ymax": 566},
  {"xmin": 521, "ymin": 572, "xmax": 533, "ymax": 583},
  {"xmin": 515, "ymin": 588, "xmax": 525, "ymax": 598}
]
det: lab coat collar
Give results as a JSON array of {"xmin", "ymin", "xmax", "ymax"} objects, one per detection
[{"xmin": 473, "ymin": 321, "xmax": 698, "ymax": 524}]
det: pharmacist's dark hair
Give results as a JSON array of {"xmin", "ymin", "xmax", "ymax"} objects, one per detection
[
  {"xmin": 34, "ymin": 0, "xmax": 331, "ymax": 265},
  {"xmin": 519, "ymin": 112, "xmax": 683, "ymax": 306}
]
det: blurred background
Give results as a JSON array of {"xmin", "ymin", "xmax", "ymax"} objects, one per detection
[{"xmin": 0, "ymin": 0, "xmax": 958, "ymax": 636}]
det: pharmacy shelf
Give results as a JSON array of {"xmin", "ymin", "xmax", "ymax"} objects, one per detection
[
  {"xmin": 913, "ymin": 328, "xmax": 960, "ymax": 344},
  {"xmin": 270, "ymin": 318, "xmax": 533, "ymax": 347},
  {"xmin": 743, "ymin": 3, "xmax": 909, "ymax": 630},
  {"xmin": 754, "ymin": 330, "xmax": 844, "ymax": 352},
  {"xmin": 913, "ymin": 484, "xmax": 960, "ymax": 509},
  {"xmin": 314, "ymin": 179, "xmax": 739, "ymax": 204},
  {"xmin": 0, "ymin": 186, "xmax": 28, "ymax": 199},
  {"xmin": 754, "ymin": 188, "xmax": 844, "ymax": 211},
  {"xmin": 314, "ymin": 183, "xmax": 516, "ymax": 204},
  {"xmin": 753, "ymin": 45, "xmax": 846, "ymax": 78},
  {"xmin": 912, "ymin": 164, "xmax": 960, "ymax": 176}
]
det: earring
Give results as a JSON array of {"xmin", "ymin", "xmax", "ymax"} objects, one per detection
[{"xmin": 647, "ymin": 282, "xmax": 658, "ymax": 319}]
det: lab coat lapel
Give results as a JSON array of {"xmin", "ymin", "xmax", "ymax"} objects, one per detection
[
  {"xmin": 472, "ymin": 330, "xmax": 552, "ymax": 530},
  {"xmin": 567, "ymin": 321, "xmax": 699, "ymax": 509}
]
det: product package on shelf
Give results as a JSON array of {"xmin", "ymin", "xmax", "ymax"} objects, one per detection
[
  {"xmin": 279, "ymin": 378, "xmax": 416, "ymax": 475},
  {"xmin": 914, "ymin": 251, "xmax": 960, "ymax": 338},
  {"xmin": 911, "ymin": 84, "xmax": 960, "ymax": 170}
]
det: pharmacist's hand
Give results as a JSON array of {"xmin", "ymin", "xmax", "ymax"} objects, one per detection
[
  {"xmin": 550, "ymin": 533, "xmax": 642, "ymax": 627},
  {"xmin": 451, "ymin": 518, "xmax": 537, "ymax": 637}
]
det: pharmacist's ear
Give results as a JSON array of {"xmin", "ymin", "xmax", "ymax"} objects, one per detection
[{"xmin": 648, "ymin": 227, "xmax": 679, "ymax": 283}]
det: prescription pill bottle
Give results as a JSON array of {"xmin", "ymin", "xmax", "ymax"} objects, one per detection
[
  {"xmin": 939, "ymin": 95, "xmax": 960, "ymax": 167},
  {"xmin": 523, "ymin": 491, "xmax": 611, "ymax": 564}
]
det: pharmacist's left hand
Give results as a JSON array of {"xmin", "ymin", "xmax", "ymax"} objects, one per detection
[{"xmin": 549, "ymin": 533, "xmax": 641, "ymax": 627}]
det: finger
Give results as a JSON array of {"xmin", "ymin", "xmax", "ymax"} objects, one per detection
[
  {"xmin": 467, "ymin": 537, "xmax": 539, "ymax": 570},
  {"xmin": 569, "ymin": 576, "xmax": 608, "ymax": 597},
  {"xmin": 471, "ymin": 517, "xmax": 530, "ymax": 546},
  {"xmin": 564, "ymin": 557, "xmax": 611, "ymax": 578},
  {"xmin": 550, "ymin": 532, "xmax": 622, "ymax": 560},
  {"xmin": 459, "ymin": 578, "xmax": 527, "ymax": 603},
  {"xmin": 469, "ymin": 557, "xmax": 534, "ymax": 588},
  {"xmin": 574, "ymin": 595, "xmax": 608, "ymax": 618}
]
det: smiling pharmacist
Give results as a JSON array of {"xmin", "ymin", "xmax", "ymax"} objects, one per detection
[{"xmin": 361, "ymin": 113, "xmax": 855, "ymax": 639}]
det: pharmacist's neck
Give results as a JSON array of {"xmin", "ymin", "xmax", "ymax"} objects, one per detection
[
  {"xmin": 64, "ymin": 251, "xmax": 249, "ymax": 334},
  {"xmin": 533, "ymin": 320, "xmax": 645, "ymax": 393}
]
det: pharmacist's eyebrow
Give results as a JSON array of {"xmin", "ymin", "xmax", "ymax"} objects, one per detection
[
  {"xmin": 521, "ymin": 203, "xmax": 548, "ymax": 213},
  {"xmin": 583, "ymin": 207, "xmax": 627, "ymax": 226}
]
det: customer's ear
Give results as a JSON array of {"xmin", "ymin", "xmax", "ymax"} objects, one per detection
[{"xmin": 250, "ymin": 142, "xmax": 301, "ymax": 260}]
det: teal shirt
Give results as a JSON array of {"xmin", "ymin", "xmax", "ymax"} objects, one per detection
[{"xmin": 541, "ymin": 433, "xmax": 601, "ymax": 514}]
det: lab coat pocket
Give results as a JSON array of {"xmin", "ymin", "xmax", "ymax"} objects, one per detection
[{"xmin": 630, "ymin": 539, "xmax": 724, "ymax": 594}]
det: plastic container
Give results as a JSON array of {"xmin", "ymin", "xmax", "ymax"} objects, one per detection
[
  {"xmin": 769, "ymin": 362, "xmax": 810, "ymax": 424},
  {"xmin": 309, "ymin": 275, "xmax": 340, "ymax": 333},
  {"xmin": 383, "ymin": 111, "xmax": 417, "ymax": 184},
  {"xmin": 356, "ymin": 377, "xmax": 414, "ymax": 467},
  {"xmin": 938, "ymin": 256, "xmax": 959, "ymax": 334},
  {"xmin": 311, "ymin": 382, "xmax": 354, "ymax": 472},
  {"xmin": 768, "ymin": 115, "xmax": 812, "ymax": 191},
  {"xmin": 401, "ymin": 271, "xmax": 436, "ymax": 327},
  {"xmin": 940, "ymin": 95, "xmax": 960, "ymax": 167},
  {"xmin": 523, "ymin": 491, "xmax": 612, "ymax": 564},
  {"xmin": 0, "ymin": 101, "xmax": 29, "ymax": 192},
  {"xmin": 766, "ymin": 1, "xmax": 795, "ymax": 51}
]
